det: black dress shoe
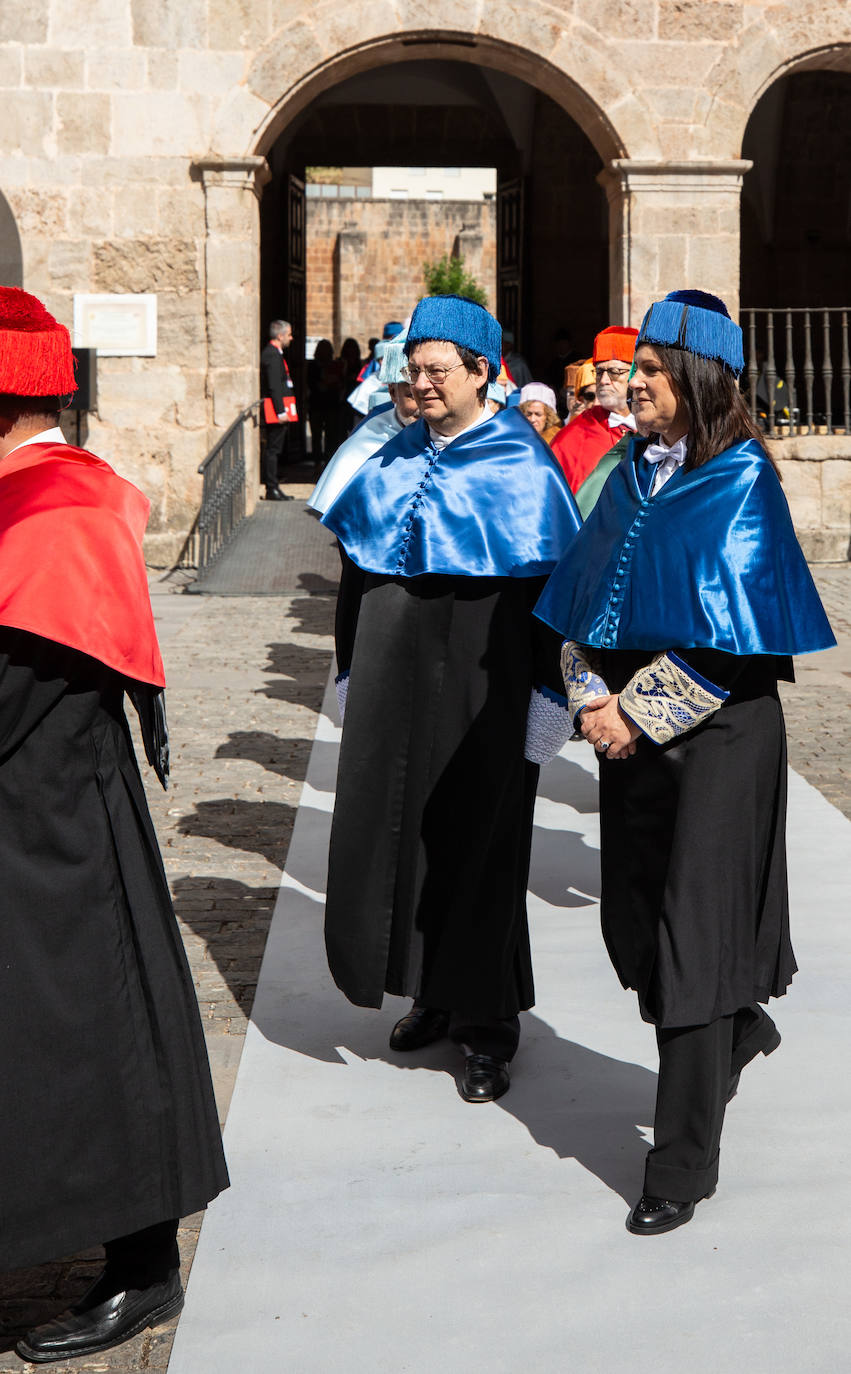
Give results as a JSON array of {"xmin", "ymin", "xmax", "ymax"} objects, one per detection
[
  {"xmin": 728, "ymin": 1016, "xmax": 781, "ymax": 1102},
  {"xmin": 389, "ymin": 1004, "xmax": 449, "ymax": 1051},
  {"xmin": 265, "ymin": 486, "xmax": 292, "ymax": 501},
  {"xmin": 16, "ymin": 1271, "xmax": 184, "ymax": 1363},
  {"xmin": 459, "ymin": 1053, "xmax": 510, "ymax": 1103},
  {"xmin": 626, "ymin": 1188, "xmax": 715, "ymax": 1236}
]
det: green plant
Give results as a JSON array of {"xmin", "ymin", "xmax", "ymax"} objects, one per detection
[{"xmin": 422, "ymin": 254, "xmax": 488, "ymax": 307}]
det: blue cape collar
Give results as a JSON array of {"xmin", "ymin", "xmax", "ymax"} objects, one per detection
[
  {"xmin": 322, "ymin": 407, "xmax": 581, "ymax": 579},
  {"xmin": 535, "ymin": 436, "xmax": 835, "ymax": 657}
]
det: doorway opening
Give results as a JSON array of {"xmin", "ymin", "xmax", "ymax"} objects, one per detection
[{"xmin": 259, "ymin": 57, "xmax": 609, "ymax": 455}]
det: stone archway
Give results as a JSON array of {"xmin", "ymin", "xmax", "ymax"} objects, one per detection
[
  {"xmin": 195, "ymin": 20, "xmax": 648, "ymax": 506},
  {"xmin": 0, "ymin": 191, "xmax": 22, "ymax": 288}
]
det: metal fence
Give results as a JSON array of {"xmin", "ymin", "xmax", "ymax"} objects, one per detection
[
  {"xmin": 742, "ymin": 307, "xmax": 851, "ymax": 438},
  {"xmin": 179, "ymin": 400, "xmax": 261, "ymax": 573}
]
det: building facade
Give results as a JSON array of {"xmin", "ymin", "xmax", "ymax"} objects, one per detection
[{"xmin": 1, "ymin": 1, "xmax": 849, "ymax": 561}]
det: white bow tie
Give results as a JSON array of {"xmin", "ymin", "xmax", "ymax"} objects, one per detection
[{"xmin": 643, "ymin": 437, "xmax": 687, "ymax": 466}]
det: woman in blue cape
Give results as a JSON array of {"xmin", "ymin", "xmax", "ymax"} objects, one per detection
[
  {"xmin": 322, "ymin": 295, "xmax": 580, "ymax": 1104},
  {"xmin": 536, "ymin": 290, "xmax": 835, "ymax": 1235}
]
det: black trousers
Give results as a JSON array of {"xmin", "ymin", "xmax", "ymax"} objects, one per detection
[
  {"xmin": 103, "ymin": 1219, "xmax": 179, "ymax": 1288},
  {"xmin": 645, "ymin": 1003, "xmax": 773, "ymax": 1201},
  {"xmin": 447, "ymin": 1011, "xmax": 521, "ymax": 1061},
  {"xmin": 261, "ymin": 423, "xmax": 288, "ymax": 489}
]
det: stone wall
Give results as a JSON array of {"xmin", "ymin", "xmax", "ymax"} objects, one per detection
[
  {"xmin": 0, "ymin": 0, "xmax": 848, "ymax": 561},
  {"xmin": 306, "ymin": 197, "xmax": 496, "ymax": 350},
  {"xmin": 772, "ymin": 436, "xmax": 851, "ymax": 562}
]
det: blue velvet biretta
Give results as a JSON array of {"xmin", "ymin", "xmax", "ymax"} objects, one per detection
[
  {"xmin": 382, "ymin": 321, "xmax": 404, "ymax": 339},
  {"xmin": 637, "ymin": 289, "xmax": 744, "ymax": 375},
  {"xmin": 405, "ymin": 295, "xmax": 502, "ymax": 381}
]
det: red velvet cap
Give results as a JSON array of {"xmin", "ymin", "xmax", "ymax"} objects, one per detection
[
  {"xmin": 592, "ymin": 325, "xmax": 639, "ymax": 366},
  {"xmin": 0, "ymin": 287, "xmax": 76, "ymax": 396}
]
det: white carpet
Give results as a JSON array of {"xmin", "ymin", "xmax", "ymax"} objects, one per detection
[{"xmin": 169, "ymin": 675, "xmax": 851, "ymax": 1373}]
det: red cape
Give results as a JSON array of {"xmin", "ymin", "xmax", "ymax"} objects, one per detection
[
  {"xmin": 0, "ymin": 442, "xmax": 165, "ymax": 686},
  {"xmin": 550, "ymin": 405, "xmax": 632, "ymax": 492}
]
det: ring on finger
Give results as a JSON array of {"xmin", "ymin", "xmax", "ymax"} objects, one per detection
[{"xmin": 596, "ymin": 739, "xmax": 610, "ymax": 752}]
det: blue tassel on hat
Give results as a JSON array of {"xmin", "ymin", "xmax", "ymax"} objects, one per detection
[
  {"xmin": 637, "ymin": 289, "xmax": 744, "ymax": 375},
  {"xmin": 405, "ymin": 295, "xmax": 502, "ymax": 381},
  {"xmin": 379, "ymin": 326, "xmax": 409, "ymax": 385}
]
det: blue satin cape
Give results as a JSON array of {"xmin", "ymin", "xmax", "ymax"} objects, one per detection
[
  {"xmin": 321, "ymin": 408, "xmax": 581, "ymax": 578},
  {"xmin": 307, "ymin": 402, "xmax": 402, "ymax": 516},
  {"xmin": 534, "ymin": 437, "xmax": 835, "ymax": 655}
]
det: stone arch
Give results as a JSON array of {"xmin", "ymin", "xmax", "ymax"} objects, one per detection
[
  {"xmin": 702, "ymin": 20, "xmax": 851, "ymax": 158},
  {"xmin": 215, "ymin": 10, "xmax": 659, "ymax": 165},
  {"xmin": 0, "ymin": 191, "xmax": 23, "ymax": 288}
]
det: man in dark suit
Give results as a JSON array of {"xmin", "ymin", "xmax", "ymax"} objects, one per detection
[{"xmin": 260, "ymin": 319, "xmax": 295, "ymax": 500}]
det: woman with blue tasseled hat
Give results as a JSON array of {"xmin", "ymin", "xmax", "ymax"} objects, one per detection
[{"xmin": 536, "ymin": 289, "xmax": 835, "ymax": 1234}]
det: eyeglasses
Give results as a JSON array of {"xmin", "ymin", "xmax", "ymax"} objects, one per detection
[
  {"xmin": 401, "ymin": 361, "xmax": 466, "ymax": 386},
  {"xmin": 595, "ymin": 366, "xmax": 630, "ymax": 381}
]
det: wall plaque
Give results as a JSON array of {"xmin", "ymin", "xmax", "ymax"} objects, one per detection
[{"xmin": 73, "ymin": 293, "xmax": 157, "ymax": 357}]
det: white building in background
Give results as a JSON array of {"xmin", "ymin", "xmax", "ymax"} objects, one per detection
[
  {"xmin": 306, "ymin": 167, "xmax": 497, "ymax": 201},
  {"xmin": 371, "ymin": 167, "xmax": 496, "ymax": 200}
]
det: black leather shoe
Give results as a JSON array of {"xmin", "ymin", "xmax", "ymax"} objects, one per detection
[
  {"xmin": 728, "ymin": 1018, "xmax": 781, "ymax": 1102},
  {"xmin": 389, "ymin": 1004, "xmax": 449, "ymax": 1051},
  {"xmin": 459, "ymin": 1053, "xmax": 510, "ymax": 1103},
  {"xmin": 626, "ymin": 1188, "xmax": 715, "ymax": 1236},
  {"xmin": 265, "ymin": 486, "xmax": 292, "ymax": 501},
  {"xmin": 16, "ymin": 1271, "xmax": 184, "ymax": 1363}
]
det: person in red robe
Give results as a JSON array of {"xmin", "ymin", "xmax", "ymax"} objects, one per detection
[
  {"xmin": 0, "ymin": 288, "xmax": 228, "ymax": 1365},
  {"xmin": 551, "ymin": 325, "xmax": 639, "ymax": 491}
]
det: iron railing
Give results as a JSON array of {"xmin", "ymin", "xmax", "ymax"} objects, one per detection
[
  {"xmin": 742, "ymin": 307, "xmax": 851, "ymax": 438},
  {"xmin": 190, "ymin": 401, "xmax": 261, "ymax": 573}
]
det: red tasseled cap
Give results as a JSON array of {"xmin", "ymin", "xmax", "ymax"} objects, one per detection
[
  {"xmin": 0, "ymin": 287, "xmax": 77, "ymax": 396},
  {"xmin": 592, "ymin": 325, "xmax": 639, "ymax": 366}
]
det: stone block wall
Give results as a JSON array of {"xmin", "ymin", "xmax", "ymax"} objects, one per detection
[
  {"xmin": 0, "ymin": 0, "xmax": 848, "ymax": 561},
  {"xmin": 306, "ymin": 198, "xmax": 496, "ymax": 351},
  {"xmin": 772, "ymin": 436, "xmax": 851, "ymax": 562}
]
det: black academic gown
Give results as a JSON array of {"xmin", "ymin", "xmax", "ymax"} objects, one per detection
[
  {"xmin": 325, "ymin": 554, "xmax": 561, "ymax": 1020},
  {"xmin": 0, "ymin": 628, "xmax": 228, "ymax": 1271},
  {"xmin": 597, "ymin": 648, "xmax": 795, "ymax": 1029}
]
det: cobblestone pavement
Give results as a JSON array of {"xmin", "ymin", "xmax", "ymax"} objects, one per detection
[
  {"xmin": 780, "ymin": 565, "xmax": 851, "ymax": 820},
  {"xmin": 0, "ymin": 566, "xmax": 337, "ymax": 1373},
  {"xmin": 0, "ymin": 550, "xmax": 846, "ymax": 1372}
]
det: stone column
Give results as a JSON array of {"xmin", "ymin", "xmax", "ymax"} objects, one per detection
[
  {"xmin": 194, "ymin": 155, "xmax": 270, "ymax": 514},
  {"xmin": 335, "ymin": 223, "xmax": 367, "ymax": 348},
  {"xmin": 598, "ymin": 160, "xmax": 753, "ymax": 327}
]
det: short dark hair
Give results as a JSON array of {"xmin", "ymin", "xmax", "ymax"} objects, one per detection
[
  {"xmin": 410, "ymin": 339, "xmax": 489, "ymax": 402},
  {"xmin": 0, "ymin": 394, "xmax": 66, "ymax": 427},
  {"xmin": 456, "ymin": 344, "xmax": 489, "ymax": 402},
  {"xmin": 643, "ymin": 345, "xmax": 773, "ymax": 473}
]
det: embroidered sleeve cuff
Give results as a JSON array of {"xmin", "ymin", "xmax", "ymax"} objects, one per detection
[
  {"xmin": 335, "ymin": 670, "xmax": 350, "ymax": 723},
  {"xmin": 560, "ymin": 640, "xmax": 610, "ymax": 734},
  {"xmin": 619, "ymin": 651, "xmax": 728, "ymax": 744},
  {"xmin": 524, "ymin": 685, "xmax": 572, "ymax": 765}
]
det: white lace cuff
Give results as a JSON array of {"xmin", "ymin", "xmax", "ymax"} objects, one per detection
[
  {"xmin": 619, "ymin": 651, "xmax": 728, "ymax": 744},
  {"xmin": 560, "ymin": 640, "xmax": 610, "ymax": 734},
  {"xmin": 524, "ymin": 686, "xmax": 572, "ymax": 765},
  {"xmin": 335, "ymin": 671, "xmax": 349, "ymax": 723}
]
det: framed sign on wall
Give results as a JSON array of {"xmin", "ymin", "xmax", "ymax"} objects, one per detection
[{"xmin": 73, "ymin": 293, "xmax": 157, "ymax": 357}]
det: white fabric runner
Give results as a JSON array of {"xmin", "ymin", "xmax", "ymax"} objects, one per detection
[{"xmin": 169, "ymin": 671, "xmax": 851, "ymax": 1374}]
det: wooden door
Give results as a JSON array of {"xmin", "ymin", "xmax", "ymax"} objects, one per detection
[
  {"xmin": 284, "ymin": 173, "xmax": 306, "ymax": 451},
  {"xmin": 497, "ymin": 175, "xmax": 525, "ymax": 350}
]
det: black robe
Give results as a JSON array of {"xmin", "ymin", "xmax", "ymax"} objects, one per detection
[
  {"xmin": 597, "ymin": 649, "xmax": 795, "ymax": 1029},
  {"xmin": 325, "ymin": 555, "xmax": 561, "ymax": 1020},
  {"xmin": 0, "ymin": 628, "xmax": 228, "ymax": 1271}
]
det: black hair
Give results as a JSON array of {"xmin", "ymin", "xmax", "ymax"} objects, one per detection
[
  {"xmin": 409, "ymin": 339, "xmax": 489, "ymax": 402},
  {"xmin": 0, "ymin": 394, "xmax": 67, "ymax": 426},
  {"xmin": 640, "ymin": 345, "xmax": 774, "ymax": 473}
]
